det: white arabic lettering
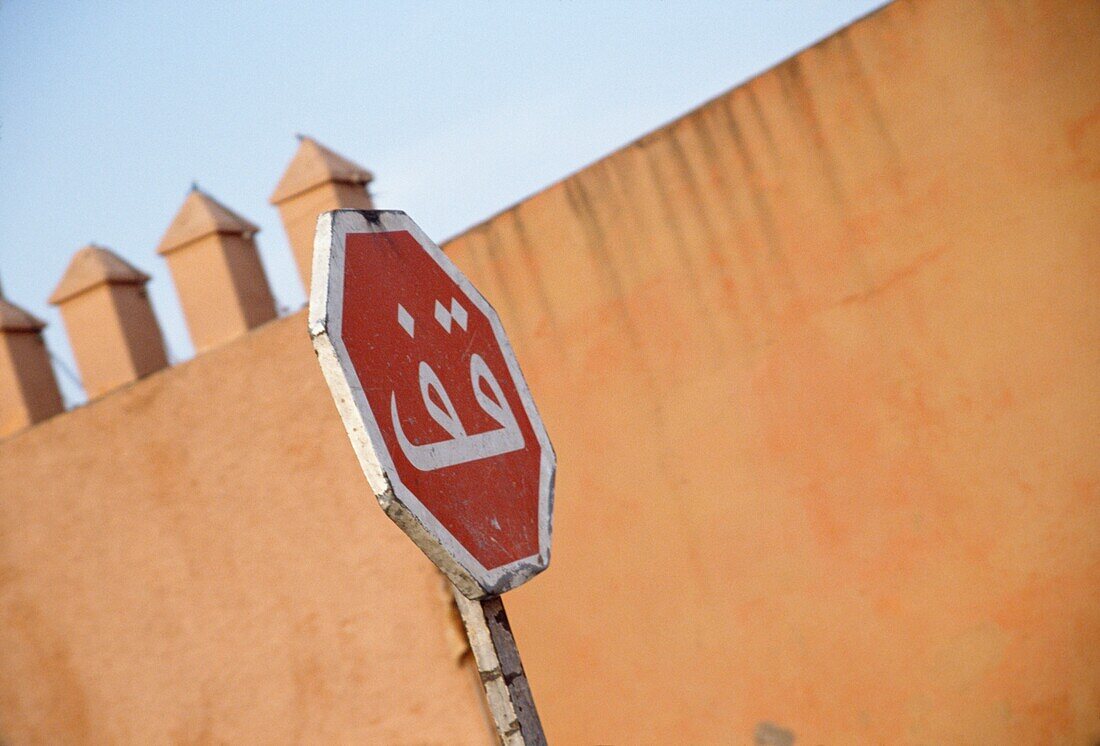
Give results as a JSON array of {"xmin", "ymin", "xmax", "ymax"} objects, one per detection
[{"xmin": 391, "ymin": 353, "xmax": 524, "ymax": 471}]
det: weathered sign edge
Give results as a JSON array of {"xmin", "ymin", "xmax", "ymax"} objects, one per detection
[{"xmin": 308, "ymin": 209, "xmax": 555, "ymax": 598}]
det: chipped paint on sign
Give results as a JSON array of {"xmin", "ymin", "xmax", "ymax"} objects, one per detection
[{"xmin": 309, "ymin": 210, "xmax": 555, "ymax": 598}]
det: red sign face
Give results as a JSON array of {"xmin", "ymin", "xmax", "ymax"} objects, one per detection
[{"xmin": 310, "ymin": 211, "xmax": 554, "ymax": 598}]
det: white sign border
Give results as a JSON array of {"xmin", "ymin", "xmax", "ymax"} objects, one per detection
[{"xmin": 309, "ymin": 210, "xmax": 555, "ymax": 598}]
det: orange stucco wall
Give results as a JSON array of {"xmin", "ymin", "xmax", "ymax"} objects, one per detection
[
  {"xmin": 2, "ymin": 0, "xmax": 1098, "ymax": 743},
  {"xmin": 0, "ymin": 317, "xmax": 490, "ymax": 743}
]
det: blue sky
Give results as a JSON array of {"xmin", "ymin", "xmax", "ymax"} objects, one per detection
[{"xmin": 0, "ymin": 0, "xmax": 884, "ymax": 404}]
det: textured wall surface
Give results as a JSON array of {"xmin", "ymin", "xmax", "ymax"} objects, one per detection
[
  {"xmin": 2, "ymin": 0, "xmax": 1098, "ymax": 743},
  {"xmin": 444, "ymin": 0, "xmax": 1100, "ymax": 742},
  {"xmin": 0, "ymin": 318, "xmax": 490, "ymax": 743}
]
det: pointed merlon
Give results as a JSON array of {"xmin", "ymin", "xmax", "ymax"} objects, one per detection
[
  {"xmin": 269, "ymin": 136, "xmax": 375, "ymax": 290},
  {"xmin": 0, "ymin": 293, "xmax": 64, "ymax": 435},
  {"xmin": 49, "ymin": 244, "xmax": 167, "ymax": 400},
  {"xmin": 269, "ymin": 135, "xmax": 374, "ymax": 205},
  {"xmin": 156, "ymin": 187, "xmax": 276, "ymax": 353},
  {"xmin": 0, "ymin": 296, "xmax": 47, "ymax": 332},
  {"xmin": 48, "ymin": 244, "xmax": 151, "ymax": 305},
  {"xmin": 157, "ymin": 187, "xmax": 260, "ymax": 256}
]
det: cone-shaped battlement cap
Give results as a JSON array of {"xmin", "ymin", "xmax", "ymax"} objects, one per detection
[
  {"xmin": 49, "ymin": 244, "xmax": 151, "ymax": 305},
  {"xmin": 157, "ymin": 186, "xmax": 261, "ymax": 255},
  {"xmin": 269, "ymin": 135, "xmax": 374, "ymax": 204},
  {"xmin": 0, "ymin": 295, "xmax": 46, "ymax": 332},
  {"xmin": 0, "ymin": 287, "xmax": 62, "ymax": 432}
]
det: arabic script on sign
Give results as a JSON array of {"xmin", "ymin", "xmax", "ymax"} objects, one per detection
[{"xmin": 390, "ymin": 299, "xmax": 525, "ymax": 471}]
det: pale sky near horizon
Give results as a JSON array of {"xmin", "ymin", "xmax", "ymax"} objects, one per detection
[{"xmin": 0, "ymin": 0, "xmax": 885, "ymax": 404}]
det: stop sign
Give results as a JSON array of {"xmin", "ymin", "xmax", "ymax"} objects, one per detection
[{"xmin": 309, "ymin": 210, "xmax": 555, "ymax": 598}]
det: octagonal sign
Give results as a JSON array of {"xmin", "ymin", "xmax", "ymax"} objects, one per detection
[{"xmin": 309, "ymin": 210, "xmax": 555, "ymax": 598}]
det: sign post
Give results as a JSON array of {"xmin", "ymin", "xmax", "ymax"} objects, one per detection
[
  {"xmin": 309, "ymin": 210, "xmax": 554, "ymax": 744},
  {"xmin": 452, "ymin": 590, "xmax": 546, "ymax": 745}
]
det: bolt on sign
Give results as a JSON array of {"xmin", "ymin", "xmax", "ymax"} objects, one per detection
[{"xmin": 308, "ymin": 210, "xmax": 555, "ymax": 599}]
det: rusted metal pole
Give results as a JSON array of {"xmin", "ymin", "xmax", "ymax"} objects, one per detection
[{"xmin": 452, "ymin": 587, "xmax": 547, "ymax": 745}]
